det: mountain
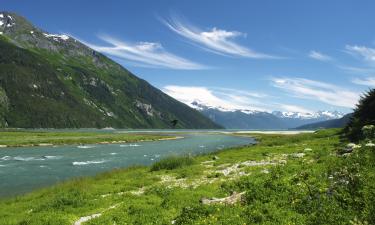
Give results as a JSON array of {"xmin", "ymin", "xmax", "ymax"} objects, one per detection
[
  {"xmin": 296, "ymin": 113, "xmax": 352, "ymax": 130},
  {"xmin": 0, "ymin": 12, "xmax": 221, "ymax": 129},
  {"xmin": 191, "ymin": 101, "xmax": 344, "ymax": 129},
  {"xmin": 344, "ymin": 89, "xmax": 375, "ymax": 141},
  {"xmin": 271, "ymin": 110, "xmax": 344, "ymax": 128}
]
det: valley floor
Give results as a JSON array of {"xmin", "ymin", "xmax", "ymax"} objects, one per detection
[
  {"xmin": 0, "ymin": 129, "xmax": 374, "ymax": 224},
  {"xmin": 0, "ymin": 130, "xmax": 169, "ymax": 147}
]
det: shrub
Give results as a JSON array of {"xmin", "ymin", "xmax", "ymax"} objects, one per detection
[
  {"xmin": 150, "ymin": 156, "xmax": 195, "ymax": 171},
  {"xmin": 362, "ymin": 125, "xmax": 375, "ymax": 140}
]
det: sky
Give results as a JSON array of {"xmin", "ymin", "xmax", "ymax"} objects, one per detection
[{"xmin": 2, "ymin": 0, "xmax": 375, "ymax": 113}]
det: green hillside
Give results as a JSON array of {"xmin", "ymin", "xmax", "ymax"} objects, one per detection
[{"xmin": 0, "ymin": 12, "xmax": 220, "ymax": 129}]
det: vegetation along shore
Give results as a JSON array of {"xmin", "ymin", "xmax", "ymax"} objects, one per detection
[{"xmin": 0, "ymin": 130, "xmax": 173, "ymax": 148}]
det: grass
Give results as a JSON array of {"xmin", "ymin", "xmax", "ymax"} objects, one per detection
[
  {"xmin": 150, "ymin": 156, "xmax": 196, "ymax": 171},
  {"xmin": 0, "ymin": 130, "xmax": 170, "ymax": 147},
  {"xmin": 0, "ymin": 129, "xmax": 374, "ymax": 224}
]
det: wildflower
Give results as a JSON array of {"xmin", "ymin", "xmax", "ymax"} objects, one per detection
[{"xmin": 347, "ymin": 143, "xmax": 361, "ymax": 149}]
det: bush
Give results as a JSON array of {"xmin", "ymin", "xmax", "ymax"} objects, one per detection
[
  {"xmin": 150, "ymin": 156, "xmax": 195, "ymax": 171},
  {"xmin": 362, "ymin": 125, "xmax": 375, "ymax": 140}
]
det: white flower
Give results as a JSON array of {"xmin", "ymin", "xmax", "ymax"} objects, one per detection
[
  {"xmin": 365, "ymin": 142, "xmax": 375, "ymax": 147},
  {"xmin": 347, "ymin": 143, "xmax": 361, "ymax": 149}
]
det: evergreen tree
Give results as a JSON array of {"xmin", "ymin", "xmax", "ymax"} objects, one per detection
[{"xmin": 344, "ymin": 89, "xmax": 375, "ymax": 141}]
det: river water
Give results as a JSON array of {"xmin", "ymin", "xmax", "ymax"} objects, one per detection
[{"xmin": 0, "ymin": 131, "xmax": 254, "ymax": 197}]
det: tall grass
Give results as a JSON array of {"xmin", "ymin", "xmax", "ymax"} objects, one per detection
[{"xmin": 150, "ymin": 156, "xmax": 195, "ymax": 171}]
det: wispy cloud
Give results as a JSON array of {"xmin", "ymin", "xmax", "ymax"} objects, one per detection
[
  {"xmin": 345, "ymin": 45, "xmax": 375, "ymax": 64},
  {"xmin": 79, "ymin": 34, "xmax": 207, "ymax": 70},
  {"xmin": 308, "ymin": 50, "xmax": 332, "ymax": 61},
  {"xmin": 337, "ymin": 45, "xmax": 375, "ymax": 75},
  {"xmin": 162, "ymin": 85, "xmax": 271, "ymax": 112},
  {"xmin": 352, "ymin": 77, "xmax": 375, "ymax": 87},
  {"xmin": 162, "ymin": 15, "xmax": 278, "ymax": 58},
  {"xmin": 270, "ymin": 77, "xmax": 360, "ymax": 108},
  {"xmin": 278, "ymin": 104, "xmax": 313, "ymax": 114},
  {"xmin": 337, "ymin": 65, "xmax": 375, "ymax": 74}
]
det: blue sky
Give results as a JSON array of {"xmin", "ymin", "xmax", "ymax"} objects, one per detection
[{"xmin": 3, "ymin": 0, "xmax": 375, "ymax": 113}]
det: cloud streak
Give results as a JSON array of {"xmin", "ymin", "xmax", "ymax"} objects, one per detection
[
  {"xmin": 352, "ymin": 77, "xmax": 375, "ymax": 87},
  {"xmin": 270, "ymin": 77, "xmax": 360, "ymax": 108},
  {"xmin": 345, "ymin": 45, "xmax": 375, "ymax": 64},
  {"xmin": 308, "ymin": 50, "xmax": 332, "ymax": 61},
  {"xmin": 81, "ymin": 34, "xmax": 207, "ymax": 70},
  {"xmin": 162, "ymin": 15, "xmax": 278, "ymax": 58}
]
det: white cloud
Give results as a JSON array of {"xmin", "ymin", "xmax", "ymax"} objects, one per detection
[
  {"xmin": 337, "ymin": 65, "xmax": 375, "ymax": 74},
  {"xmin": 308, "ymin": 50, "xmax": 332, "ymax": 61},
  {"xmin": 278, "ymin": 104, "xmax": 313, "ymax": 114},
  {"xmin": 270, "ymin": 77, "xmax": 360, "ymax": 108},
  {"xmin": 345, "ymin": 45, "xmax": 375, "ymax": 63},
  {"xmin": 80, "ymin": 34, "xmax": 207, "ymax": 70},
  {"xmin": 162, "ymin": 85, "xmax": 270, "ymax": 112},
  {"xmin": 162, "ymin": 16, "xmax": 278, "ymax": 58},
  {"xmin": 352, "ymin": 77, "xmax": 375, "ymax": 87}
]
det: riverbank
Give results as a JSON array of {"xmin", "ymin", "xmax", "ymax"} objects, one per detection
[
  {"xmin": 0, "ymin": 129, "xmax": 374, "ymax": 224},
  {"xmin": 0, "ymin": 131, "xmax": 173, "ymax": 148}
]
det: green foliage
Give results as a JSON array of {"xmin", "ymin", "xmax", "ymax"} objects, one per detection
[
  {"xmin": 362, "ymin": 125, "xmax": 375, "ymax": 140},
  {"xmin": 150, "ymin": 156, "xmax": 196, "ymax": 171},
  {"xmin": 345, "ymin": 89, "xmax": 375, "ymax": 141}
]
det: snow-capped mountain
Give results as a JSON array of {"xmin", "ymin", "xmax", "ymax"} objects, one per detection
[
  {"xmin": 271, "ymin": 110, "xmax": 344, "ymax": 120},
  {"xmin": 190, "ymin": 101, "xmax": 345, "ymax": 129}
]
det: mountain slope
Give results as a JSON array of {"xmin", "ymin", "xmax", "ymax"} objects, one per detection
[
  {"xmin": 0, "ymin": 12, "xmax": 220, "ymax": 129},
  {"xmin": 201, "ymin": 108, "xmax": 286, "ymax": 129},
  {"xmin": 296, "ymin": 113, "xmax": 352, "ymax": 130}
]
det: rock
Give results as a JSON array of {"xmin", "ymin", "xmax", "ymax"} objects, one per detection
[
  {"xmin": 200, "ymin": 191, "xmax": 245, "ymax": 205},
  {"xmin": 291, "ymin": 153, "xmax": 305, "ymax": 158},
  {"xmin": 338, "ymin": 147, "xmax": 353, "ymax": 155},
  {"xmin": 347, "ymin": 143, "xmax": 361, "ymax": 149}
]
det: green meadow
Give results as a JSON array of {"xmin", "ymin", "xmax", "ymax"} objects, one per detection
[
  {"xmin": 0, "ymin": 128, "xmax": 374, "ymax": 224},
  {"xmin": 0, "ymin": 130, "xmax": 168, "ymax": 147}
]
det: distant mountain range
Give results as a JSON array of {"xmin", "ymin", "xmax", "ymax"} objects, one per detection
[
  {"xmin": 191, "ymin": 101, "xmax": 346, "ymax": 129},
  {"xmin": 0, "ymin": 12, "xmax": 220, "ymax": 129},
  {"xmin": 295, "ymin": 113, "xmax": 352, "ymax": 130}
]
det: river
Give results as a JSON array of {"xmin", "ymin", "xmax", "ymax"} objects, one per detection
[{"xmin": 0, "ymin": 131, "xmax": 254, "ymax": 197}]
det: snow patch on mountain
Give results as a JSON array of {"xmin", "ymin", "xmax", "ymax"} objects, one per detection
[
  {"xmin": 191, "ymin": 101, "xmax": 344, "ymax": 120},
  {"xmin": 0, "ymin": 13, "xmax": 15, "ymax": 28},
  {"xmin": 190, "ymin": 101, "xmax": 236, "ymax": 112},
  {"xmin": 43, "ymin": 33, "xmax": 70, "ymax": 41},
  {"xmin": 271, "ymin": 110, "xmax": 344, "ymax": 119}
]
